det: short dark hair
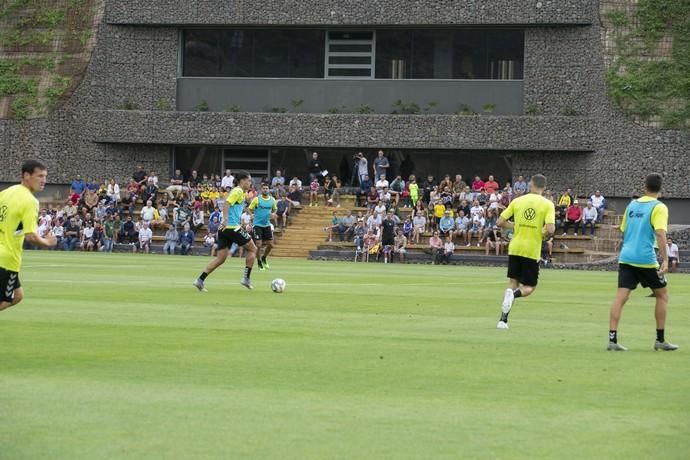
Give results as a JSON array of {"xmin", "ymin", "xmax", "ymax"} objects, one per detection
[
  {"xmin": 22, "ymin": 159, "xmax": 47, "ymax": 175},
  {"xmin": 234, "ymin": 170, "xmax": 251, "ymax": 185},
  {"xmin": 531, "ymin": 174, "xmax": 547, "ymax": 189},
  {"xmin": 645, "ymin": 173, "xmax": 662, "ymax": 193}
]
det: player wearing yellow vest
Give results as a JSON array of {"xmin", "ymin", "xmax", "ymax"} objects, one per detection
[
  {"xmin": 607, "ymin": 173, "xmax": 677, "ymax": 351},
  {"xmin": 194, "ymin": 171, "xmax": 257, "ymax": 291},
  {"xmin": 0, "ymin": 160, "xmax": 57, "ymax": 312},
  {"xmin": 248, "ymin": 183, "xmax": 277, "ymax": 271},
  {"xmin": 495, "ymin": 174, "xmax": 555, "ymax": 329}
]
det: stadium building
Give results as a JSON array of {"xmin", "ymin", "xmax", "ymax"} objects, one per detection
[{"xmin": 1, "ymin": 0, "xmax": 688, "ymax": 220}]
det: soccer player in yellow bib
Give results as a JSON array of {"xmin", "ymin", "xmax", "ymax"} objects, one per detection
[
  {"xmin": 194, "ymin": 171, "xmax": 258, "ymax": 291},
  {"xmin": 0, "ymin": 160, "xmax": 58, "ymax": 312},
  {"xmin": 495, "ymin": 174, "xmax": 555, "ymax": 329},
  {"xmin": 606, "ymin": 173, "xmax": 677, "ymax": 351}
]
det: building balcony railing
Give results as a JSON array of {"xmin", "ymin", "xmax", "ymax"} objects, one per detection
[{"xmin": 176, "ymin": 78, "xmax": 524, "ymax": 115}]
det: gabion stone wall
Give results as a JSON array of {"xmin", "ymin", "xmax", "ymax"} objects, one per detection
[{"xmin": 0, "ymin": 0, "xmax": 688, "ymax": 204}]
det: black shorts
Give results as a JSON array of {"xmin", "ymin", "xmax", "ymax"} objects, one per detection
[
  {"xmin": 253, "ymin": 225, "xmax": 273, "ymax": 241},
  {"xmin": 217, "ymin": 228, "xmax": 252, "ymax": 250},
  {"xmin": 618, "ymin": 263, "xmax": 667, "ymax": 290},
  {"xmin": 507, "ymin": 255, "xmax": 540, "ymax": 287},
  {"xmin": 382, "ymin": 237, "xmax": 395, "ymax": 247},
  {"xmin": 0, "ymin": 267, "xmax": 21, "ymax": 303}
]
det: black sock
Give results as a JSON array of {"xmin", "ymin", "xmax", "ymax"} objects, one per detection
[
  {"xmin": 257, "ymin": 259, "xmax": 263, "ymax": 268},
  {"xmin": 199, "ymin": 272, "xmax": 208, "ymax": 281},
  {"xmin": 656, "ymin": 329, "xmax": 665, "ymax": 343},
  {"xmin": 261, "ymin": 256, "xmax": 267, "ymax": 263},
  {"xmin": 513, "ymin": 289, "xmax": 522, "ymax": 298},
  {"xmin": 500, "ymin": 312, "xmax": 509, "ymax": 323},
  {"xmin": 244, "ymin": 266, "xmax": 252, "ymax": 279},
  {"xmin": 609, "ymin": 330, "xmax": 617, "ymax": 343}
]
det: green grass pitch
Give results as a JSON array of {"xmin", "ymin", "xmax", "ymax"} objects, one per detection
[{"xmin": 1, "ymin": 252, "xmax": 689, "ymax": 459}]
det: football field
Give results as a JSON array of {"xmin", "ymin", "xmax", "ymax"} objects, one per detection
[{"xmin": 1, "ymin": 252, "xmax": 689, "ymax": 459}]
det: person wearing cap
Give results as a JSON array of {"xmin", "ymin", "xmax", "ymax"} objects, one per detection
[{"xmin": 563, "ymin": 199, "xmax": 583, "ymax": 236}]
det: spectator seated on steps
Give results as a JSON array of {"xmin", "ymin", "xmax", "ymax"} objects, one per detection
[
  {"xmin": 439, "ymin": 210, "xmax": 455, "ymax": 237},
  {"xmin": 562, "ymin": 200, "xmax": 583, "ymax": 236},
  {"xmin": 581, "ymin": 201, "xmax": 598, "ymax": 235},
  {"xmin": 440, "ymin": 236, "xmax": 455, "ymax": 265},
  {"xmin": 163, "ymin": 225, "xmax": 179, "ymax": 255},
  {"xmin": 428, "ymin": 231, "xmax": 444, "ymax": 264},
  {"xmin": 590, "ymin": 190, "xmax": 606, "ymax": 223},
  {"xmin": 179, "ymin": 223, "xmax": 195, "ymax": 255}
]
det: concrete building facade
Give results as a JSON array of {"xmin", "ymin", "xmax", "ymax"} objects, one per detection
[{"xmin": 1, "ymin": 1, "xmax": 688, "ymax": 217}]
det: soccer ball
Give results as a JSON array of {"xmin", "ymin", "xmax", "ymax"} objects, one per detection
[{"xmin": 271, "ymin": 278, "xmax": 286, "ymax": 293}]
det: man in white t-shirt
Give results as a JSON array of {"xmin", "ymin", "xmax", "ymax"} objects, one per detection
[
  {"xmin": 374, "ymin": 200, "xmax": 387, "ymax": 217},
  {"xmin": 375, "ymin": 174, "xmax": 389, "ymax": 191},
  {"xmin": 38, "ymin": 209, "xmax": 52, "ymax": 228},
  {"xmin": 470, "ymin": 200, "xmax": 484, "ymax": 219},
  {"xmin": 289, "ymin": 177, "xmax": 302, "ymax": 190},
  {"xmin": 141, "ymin": 200, "xmax": 157, "ymax": 224},
  {"xmin": 367, "ymin": 212, "xmax": 382, "ymax": 230},
  {"xmin": 137, "ymin": 223, "xmax": 153, "ymax": 253},
  {"xmin": 240, "ymin": 211, "xmax": 252, "ymax": 227},
  {"xmin": 590, "ymin": 190, "xmax": 605, "ymax": 222},
  {"xmin": 668, "ymin": 238, "xmax": 679, "ymax": 273},
  {"xmin": 221, "ymin": 169, "xmax": 235, "ymax": 189}
]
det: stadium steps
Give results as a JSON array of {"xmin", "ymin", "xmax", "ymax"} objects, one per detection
[{"xmin": 270, "ymin": 206, "xmax": 335, "ymax": 258}]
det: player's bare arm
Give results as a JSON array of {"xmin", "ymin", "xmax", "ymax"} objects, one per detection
[
  {"xmin": 25, "ymin": 231, "xmax": 58, "ymax": 248},
  {"xmin": 656, "ymin": 229, "xmax": 669, "ymax": 274},
  {"xmin": 496, "ymin": 216, "xmax": 513, "ymax": 230}
]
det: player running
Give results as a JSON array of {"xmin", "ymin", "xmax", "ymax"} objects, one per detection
[
  {"xmin": 495, "ymin": 174, "xmax": 555, "ymax": 329},
  {"xmin": 248, "ymin": 183, "xmax": 277, "ymax": 271},
  {"xmin": 607, "ymin": 173, "xmax": 677, "ymax": 351},
  {"xmin": 194, "ymin": 171, "xmax": 257, "ymax": 291},
  {"xmin": 1, "ymin": 160, "xmax": 58, "ymax": 312}
]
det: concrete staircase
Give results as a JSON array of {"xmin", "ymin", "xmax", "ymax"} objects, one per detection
[{"xmin": 270, "ymin": 205, "xmax": 336, "ymax": 258}]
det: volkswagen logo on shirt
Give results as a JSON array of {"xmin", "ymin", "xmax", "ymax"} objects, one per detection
[{"xmin": 523, "ymin": 208, "xmax": 536, "ymax": 220}]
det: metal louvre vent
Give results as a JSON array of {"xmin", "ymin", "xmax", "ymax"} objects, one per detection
[{"xmin": 325, "ymin": 31, "xmax": 375, "ymax": 79}]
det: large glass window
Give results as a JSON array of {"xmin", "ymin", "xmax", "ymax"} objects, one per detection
[
  {"xmin": 183, "ymin": 29, "xmax": 325, "ymax": 78},
  {"xmin": 182, "ymin": 29, "xmax": 523, "ymax": 80},
  {"xmin": 375, "ymin": 29, "xmax": 524, "ymax": 80}
]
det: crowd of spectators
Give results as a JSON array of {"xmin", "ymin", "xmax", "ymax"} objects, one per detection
[
  {"xmin": 31, "ymin": 151, "xmax": 613, "ymax": 264},
  {"xmin": 319, "ymin": 151, "xmax": 612, "ymax": 264},
  {"xmin": 31, "ymin": 165, "xmax": 298, "ymax": 256}
]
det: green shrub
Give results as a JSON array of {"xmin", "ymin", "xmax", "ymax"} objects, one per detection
[
  {"xmin": 194, "ymin": 100, "xmax": 210, "ymax": 112},
  {"xmin": 391, "ymin": 99, "xmax": 420, "ymax": 115},
  {"xmin": 606, "ymin": 0, "xmax": 689, "ymax": 128}
]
